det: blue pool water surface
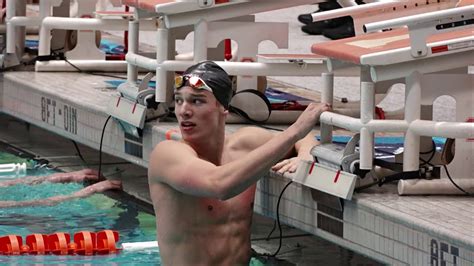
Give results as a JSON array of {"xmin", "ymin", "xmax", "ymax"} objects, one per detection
[{"xmin": 0, "ymin": 164, "xmax": 159, "ymax": 265}]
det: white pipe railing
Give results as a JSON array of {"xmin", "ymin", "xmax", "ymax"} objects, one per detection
[
  {"xmin": 38, "ymin": 17, "xmax": 157, "ymax": 56},
  {"xmin": 311, "ymin": 1, "xmax": 398, "ymax": 22},
  {"xmin": 399, "ymin": 178, "xmax": 474, "ymax": 195},
  {"xmin": 127, "ymin": 20, "xmax": 139, "ymax": 82},
  {"xmin": 155, "ymin": 19, "xmax": 169, "ymax": 103},
  {"xmin": 35, "ymin": 60, "xmax": 130, "ymax": 72},
  {"xmin": 126, "ymin": 53, "xmax": 330, "ymax": 76},
  {"xmin": 321, "ymin": 112, "xmax": 474, "ymax": 138},
  {"xmin": 364, "ymin": 5, "xmax": 474, "ymax": 33},
  {"xmin": 6, "ymin": 17, "xmax": 40, "ymax": 53},
  {"xmin": 320, "ymin": 112, "xmax": 410, "ymax": 133},
  {"xmin": 411, "ymin": 120, "xmax": 474, "ymax": 139}
]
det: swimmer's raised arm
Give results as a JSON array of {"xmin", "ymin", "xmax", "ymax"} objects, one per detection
[{"xmin": 148, "ymin": 103, "xmax": 329, "ymax": 200}]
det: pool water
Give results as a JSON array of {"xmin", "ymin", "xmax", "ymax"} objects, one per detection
[
  {"xmin": 0, "ymin": 148, "xmax": 384, "ymax": 265},
  {"xmin": 0, "ymin": 156, "xmax": 159, "ymax": 265}
]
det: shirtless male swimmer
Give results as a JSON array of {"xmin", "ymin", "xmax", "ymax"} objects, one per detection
[{"xmin": 148, "ymin": 61, "xmax": 330, "ymax": 265}]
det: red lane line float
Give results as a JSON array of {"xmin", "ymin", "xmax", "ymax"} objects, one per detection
[{"xmin": 0, "ymin": 230, "xmax": 120, "ymax": 255}]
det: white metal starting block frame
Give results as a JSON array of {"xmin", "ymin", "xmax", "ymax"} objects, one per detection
[
  {"xmin": 122, "ymin": 0, "xmax": 342, "ymax": 125},
  {"xmin": 305, "ymin": 3, "xmax": 474, "ymax": 196},
  {"xmin": 120, "ymin": 0, "xmax": 402, "ymax": 125},
  {"xmin": 2, "ymin": 0, "xmax": 68, "ymax": 68},
  {"xmin": 34, "ymin": 0, "xmax": 160, "ymax": 72}
]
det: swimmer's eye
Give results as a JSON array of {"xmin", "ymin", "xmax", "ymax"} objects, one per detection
[
  {"xmin": 192, "ymin": 99, "xmax": 206, "ymax": 105},
  {"xmin": 174, "ymin": 97, "xmax": 183, "ymax": 105}
]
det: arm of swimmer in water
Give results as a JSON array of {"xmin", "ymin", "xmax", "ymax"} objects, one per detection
[
  {"xmin": 0, "ymin": 180, "xmax": 122, "ymax": 208},
  {"xmin": 149, "ymin": 103, "xmax": 330, "ymax": 200},
  {"xmin": 0, "ymin": 169, "xmax": 101, "ymax": 188}
]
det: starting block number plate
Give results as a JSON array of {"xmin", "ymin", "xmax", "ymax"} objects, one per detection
[{"xmin": 293, "ymin": 160, "xmax": 357, "ymax": 200}]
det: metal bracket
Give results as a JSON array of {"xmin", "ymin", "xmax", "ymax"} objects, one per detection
[{"xmin": 107, "ymin": 72, "xmax": 163, "ymax": 137}]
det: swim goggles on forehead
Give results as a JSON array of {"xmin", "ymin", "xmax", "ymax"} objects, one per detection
[{"xmin": 174, "ymin": 75, "xmax": 213, "ymax": 92}]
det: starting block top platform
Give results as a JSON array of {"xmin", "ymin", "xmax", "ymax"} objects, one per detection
[
  {"xmin": 312, "ymin": 27, "xmax": 474, "ymax": 66},
  {"xmin": 122, "ymin": 0, "xmax": 319, "ymax": 28},
  {"xmin": 122, "ymin": 0, "xmax": 237, "ymax": 14}
]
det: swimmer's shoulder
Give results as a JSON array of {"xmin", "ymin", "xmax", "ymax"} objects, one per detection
[
  {"xmin": 228, "ymin": 126, "xmax": 275, "ymax": 151},
  {"xmin": 151, "ymin": 140, "xmax": 197, "ymax": 158},
  {"xmin": 149, "ymin": 140, "xmax": 198, "ymax": 180}
]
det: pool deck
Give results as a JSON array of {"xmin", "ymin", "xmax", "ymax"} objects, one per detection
[{"xmin": 1, "ymin": 70, "xmax": 472, "ymax": 265}]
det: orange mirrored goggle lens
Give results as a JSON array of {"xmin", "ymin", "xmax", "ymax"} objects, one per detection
[{"xmin": 174, "ymin": 75, "xmax": 211, "ymax": 92}]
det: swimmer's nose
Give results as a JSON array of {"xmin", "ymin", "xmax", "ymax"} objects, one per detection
[{"xmin": 178, "ymin": 102, "xmax": 193, "ymax": 119}]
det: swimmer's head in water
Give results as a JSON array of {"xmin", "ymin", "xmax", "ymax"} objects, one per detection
[{"xmin": 175, "ymin": 61, "xmax": 233, "ymax": 109}]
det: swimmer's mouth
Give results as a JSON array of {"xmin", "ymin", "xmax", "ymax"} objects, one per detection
[{"xmin": 180, "ymin": 121, "xmax": 196, "ymax": 130}]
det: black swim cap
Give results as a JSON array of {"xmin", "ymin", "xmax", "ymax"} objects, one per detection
[{"xmin": 182, "ymin": 61, "xmax": 233, "ymax": 109}]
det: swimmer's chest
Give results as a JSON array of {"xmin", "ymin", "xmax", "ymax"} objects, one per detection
[{"xmin": 195, "ymin": 185, "xmax": 256, "ymax": 222}]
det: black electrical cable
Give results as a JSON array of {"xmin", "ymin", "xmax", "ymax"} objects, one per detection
[
  {"xmin": 371, "ymin": 140, "xmax": 471, "ymax": 195},
  {"xmin": 359, "ymin": 141, "xmax": 439, "ymax": 191},
  {"xmin": 443, "ymin": 165, "xmax": 472, "ymax": 196},
  {"xmin": 63, "ymin": 57, "xmax": 127, "ymax": 80},
  {"xmin": 98, "ymin": 115, "xmax": 113, "ymax": 180},
  {"xmin": 252, "ymin": 233, "xmax": 310, "ymax": 242},
  {"xmin": 262, "ymin": 180, "xmax": 293, "ymax": 258},
  {"xmin": 419, "ymin": 140, "xmax": 437, "ymax": 167},
  {"xmin": 71, "ymin": 140, "xmax": 87, "ymax": 165},
  {"xmin": 0, "ymin": 56, "xmax": 38, "ymax": 72}
]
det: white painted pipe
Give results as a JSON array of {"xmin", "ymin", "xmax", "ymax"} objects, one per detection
[
  {"xmin": 193, "ymin": 19, "xmax": 208, "ymax": 62},
  {"xmin": 359, "ymin": 127, "xmax": 373, "ymax": 170},
  {"xmin": 127, "ymin": 20, "xmax": 139, "ymax": 83},
  {"xmin": 0, "ymin": 25, "xmax": 37, "ymax": 34},
  {"xmin": 410, "ymin": 120, "xmax": 474, "ymax": 139},
  {"xmin": 126, "ymin": 53, "xmax": 331, "ymax": 76},
  {"xmin": 364, "ymin": 5, "xmax": 474, "ymax": 33},
  {"xmin": 398, "ymin": 178, "xmax": 474, "ymax": 195},
  {"xmin": 35, "ymin": 60, "xmax": 130, "ymax": 72},
  {"xmin": 127, "ymin": 53, "xmax": 158, "ymax": 71},
  {"xmin": 6, "ymin": 0, "xmax": 26, "ymax": 56},
  {"xmin": 155, "ymin": 20, "xmax": 169, "ymax": 103},
  {"xmin": 403, "ymin": 72, "xmax": 422, "ymax": 172},
  {"xmin": 320, "ymin": 112, "xmax": 409, "ymax": 132},
  {"xmin": 360, "ymin": 81, "xmax": 375, "ymax": 170},
  {"xmin": 320, "ymin": 112, "xmax": 362, "ymax": 132},
  {"xmin": 6, "ymin": 0, "xmax": 15, "ymax": 22},
  {"xmin": 320, "ymin": 73, "xmax": 334, "ymax": 144},
  {"xmin": 311, "ymin": 1, "xmax": 398, "ymax": 22},
  {"xmin": 6, "ymin": 17, "xmax": 40, "ymax": 53},
  {"xmin": 39, "ymin": 17, "xmax": 157, "ymax": 56},
  {"xmin": 366, "ymin": 120, "xmax": 410, "ymax": 132},
  {"xmin": 7, "ymin": 16, "xmax": 40, "ymax": 26},
  {"xmin": 122, "ymin": 241, "xmax": 158, "ymax": 251}
]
